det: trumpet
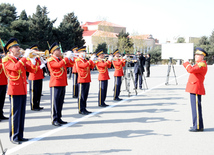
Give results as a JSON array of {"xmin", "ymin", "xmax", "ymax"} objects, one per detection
[{"xmin": 20, "ymin": 49, "xmax": 50, "ymax": 58}]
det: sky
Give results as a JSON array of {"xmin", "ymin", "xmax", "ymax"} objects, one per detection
[{"xmin": 2, "ymin": 0, "xmax": 214, "ymax": 43}]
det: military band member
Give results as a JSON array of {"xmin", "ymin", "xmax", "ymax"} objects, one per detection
[
  {"xmin": 183, "ymin": 47, "xmax": 208, "ymax": 132},
  {"xmin": 94, "ymin": 49, "xmax": 112, "ymax": 107},
  {"xmin": 71, "ymin": 46, "xmax": 79, "ymax": 98},
  {"xmin": 47, "ymin": 42, "xmax": 74, "ymax": 126},
  {"xmin": 2, "ymin": 38, "xmax": 40, "ymax": 144},
  {"xmin": 27, "ymin": 44, "xmax": 45, "ymax": 111},
  {"xmin": 76, "ymin": 46, "xmax": 95, "ymax": 115},
  {"xmin": 0, "ymin": 53, "xmax": 8, "ymax": 121},
  {"xmin": 112, "ymin": 49, "xmax": 126, "ymax": 101}
]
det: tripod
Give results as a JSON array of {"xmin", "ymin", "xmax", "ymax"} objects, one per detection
[
  {"xmin": 138, "ymin": 67, "xmax": 148, "ymax": 90},
  {"xmin": 165, "ymin": 57, "xmax": 178, "ymax": 85},
  {"xmin": 123, "ymin": 61, "xmax": 137, "ymax": 97}
]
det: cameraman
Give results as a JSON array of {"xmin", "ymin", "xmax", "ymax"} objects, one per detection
[{"xmin": 133, "ymin": 51, "xmax": 145, "ymax": 90}]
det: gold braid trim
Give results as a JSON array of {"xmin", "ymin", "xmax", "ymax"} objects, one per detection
[
  {"xmin": 113, "ymin": 61, "xmax": 122, "ymax": 70},
  {"xmin": 2, "ymin": 57, "xmax": 21, "ymax": 81},
  {"xmin": 96, "ymin": 61, "xmax": 107, "ymax": 73},
  {"xmin": 48, "ymin": 57, "xmax": 64, "ymax": 78},
  {"xmin": 76, "ymin": 59, "xmax": 89, "ymax": 79}
]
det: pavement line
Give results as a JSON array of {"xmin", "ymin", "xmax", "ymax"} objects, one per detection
[{"xmin": 6, "ymin": 73, "xmax": 187, "ymax": 155}]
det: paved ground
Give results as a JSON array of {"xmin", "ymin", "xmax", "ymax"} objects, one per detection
[{"xmin": 1, "ymin": 65, "xmax": 214, "ymax": 155}]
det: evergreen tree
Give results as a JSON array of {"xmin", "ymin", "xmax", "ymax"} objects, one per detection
[
  {"xmin": 56, "ymin": 12, "xmax": 85, "ymax": 51},
  {"xmin": 116, "ymin": 31, "xmax": 134, "ymax": 54},
  {"xmin": 10, "ymin": 10, "xmax": 30, "ymax": 49},
  {"xmin": 95, "ymin": 42, "xmax": 107, "ymax": 53},
  {"xmin": 0, "ymin": 3, "xmax": 17, "ymax": 46},
  {"xmin": 29, "ymin": 5, "xmax": 56, "ymax": 50}
]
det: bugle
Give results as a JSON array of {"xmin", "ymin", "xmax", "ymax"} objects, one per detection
[{"xmin": 19, "ymin": 49, "xmax": 49, "ymax": 58}]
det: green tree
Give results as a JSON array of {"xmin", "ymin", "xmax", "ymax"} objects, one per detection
[
  {"xmin": 94, "ymin": 42, "xmax": 107, "ymax": 53},
  {"xmin": 55, "ymin": 12, "xmax": 85, "ymax": 51},
  {"xmin": 196, "ymin": 36, "xmax": 213, "ymax": 64},
  {"xmin": 148, "ymin": 46, "xmax": 161, "ymax": 64},
  {"xmin": 0, "ymin": 3, "xmax": 17, "ymax": 48},
  {"xmin": 10, "ymin": 10, "xmax": 30, "ymax": 49},
  {"xmin": 177, "ymin": 37, "xmax": 185, "ymax": 43},
  {"xmin": 29, "ymin": 5, "xmax": 56, "ymax": 50},
  {"xmin": 116, "ymin": 31, "xmax": 134, "ymax": 54}
]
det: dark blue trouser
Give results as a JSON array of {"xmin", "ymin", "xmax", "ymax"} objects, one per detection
[
  {"xmin": 98, "ymin": 80, "xmax": 108, "ymax": 106},
  {"xmin": 134, "ymin": 69, "xmax": 142, "ymax": 89},
  {"xmin": 50, "ymin": 86, "xmax": 65, "ymax": 123},
  {"xmin": 190, "ymin": 93, "xmax": 204, "ymax": 130},
  {"xmin": 9, "ymin": 95, "xmax": 26, "ymax": 142},
  {"xmin": 78, "ymin": 83, "xmax": 90, "ymax": 112},
  {"xmin": 0, "ymin": 85, "xmax": 7, "ymax": 118},
  {"xmin": 29, "ymin": 79, "xmax": 43, "ymax": 110},
  {"xmin": 114, "ymin": 76, "xmax": 122, "ymax": 100},
  {"xmin": 72, "ymin": 73, "xmax": 79, "ymax": 97}
]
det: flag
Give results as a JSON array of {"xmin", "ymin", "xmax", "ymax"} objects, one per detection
[
  {"xmin": 59, "ymin": 42, "xmax": 63, "ymax": 53},
  {"xmin": 107, "ymin": 48, "xmax": 110, "ymax": 54},
  {"xmin": 0, "ymin": 38, "xmax": 5, "ymax": 52},
  {"xmin": 47, "ymin": 41, "xmax": 50, "ymax": 49}
]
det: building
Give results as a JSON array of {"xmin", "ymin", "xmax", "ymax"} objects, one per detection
[{"xmin": 82, "ymin": 21, "xmax": 158, "ymax": 54}]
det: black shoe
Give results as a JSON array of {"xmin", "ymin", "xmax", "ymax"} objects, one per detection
[
  {"xmin": 41, "ymin": 94, "xmax": 44, "ymax": 96},
  {"xmin": 189, "ymin": 128, "xmax": 204, "ymax": 132},
  {"xmin": 32, "ymin": 108, "xmax": 40, "ymax": 111},
  {"xmin": 73, "ymin": 96, "xmax": 78, "ymax": 98},
  {"xmin": 114, "ymin": 98, "xmax": 123, "ymax": 101},
  {"xmin": 11, "ymin": 140, "xmax": 21, "ymax": 145},
  {"xmin": 19, "ymin": 138, "xmax": 29, "ymax": 142},
  {"xmin": 38, "ymin": 107, "xmax": 44, "ymax": 110},
  {"xmin": 85, "ymin": 110, "xmax": 92, "ymax": 114},
  {"xmin": 139, "ymin": 88, "xmax": 143, "ymax": 90},
  {"xmin": 52, "ymin": 121, "xmax": 62, "ymax": 126},
  {"xmin": 99, "ymin": 104, "xmax": 109, "ymax": 107},
  {"xmin": 0, "ymin": 116, "xmax": 9, "ymax": 120},
  {"xmin": 79, "ymin": 111, "xmax": 89, "ymax": 115},
  {"xmin": 59, "ymin": 120, "xmax": 67, "ymax": 124}
]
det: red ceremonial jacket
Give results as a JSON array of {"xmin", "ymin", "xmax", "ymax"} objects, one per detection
[
  {"xmin": 95, "ymin": 59, "xmax": 111, "ymax": 81},
  {"xmin": 2, "ymin": 55, "xmax": 37, "ymax": 95},
  {"xmin": 27, "ymin": 57, "xmax": 44, "ymax": 80},
  {"xmin": 47, "ymin": 56, "xmax": 74, "ymax": 87},
  {"xmin": 0, "ymin": 59, "xmax": 7, "ymax": 85},
  {"xmin": 183, "ymin": 60, "xmax": 207, "ymax": 95},
  {"xmin": 76, "ymin": 57, "xmax": 95, "ymax": 83},
  {"xmin": 113, "ymin": 58, "xmax": 126, "ymax": 77},
  {"xmin": 72, "ymin": 57, "xmax": 78, "ymax": 73}
]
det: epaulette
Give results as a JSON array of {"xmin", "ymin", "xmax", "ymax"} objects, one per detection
[
  {"xmin": 75, "ymin": 58, "xmax": 80, "ymax": 62},
  {"xmin": 2, "ymin": 56, "xmax": 9, "ymax": 63},
  {"xmin": 26, "ymin": 57, "xmax": 30, "ymax": 61},
  {"xmin": 47, "ymin": 57, "xmax": 54, "ymax": 62},
  {"xmin": 197, "ymin": 62, "xmax": 206, "ymax": 68}
]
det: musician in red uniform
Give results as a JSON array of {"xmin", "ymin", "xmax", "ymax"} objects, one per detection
[
  {"xmin": 47, "ymin": 42, "xmax": 74, "ymax": 126},
  {"xmin": 0, "ymin": 53, "xmax": 8, "ymax": 121},
  {"xmin": 3, "ymin": 38, "xmax": 41, "ymax": 144},
  {"xmin": 27, "ymin": 44, "xmax": 45, "ymax": 111},
  {"xmin": 76, "ymin": 46, "xmax": 95, "ymax": 115},
  {"xmin": 94, "ymin": 49, "xmax": 112, "ymax": 107},
  {"xmin": 112, "ymin": 49, "xmax": 126, "ymax": 101},
  {"xmin": 183, "ymin": 47, "xmax": 208, "ymax": 132},
  {"xmin": 71, "ymin": 46, "xmax": 79, "ymax": 98}
]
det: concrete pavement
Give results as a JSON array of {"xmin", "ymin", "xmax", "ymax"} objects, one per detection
[{"xmin": 1, "ymin": 65, "xmax": 214, "ymax": 155}]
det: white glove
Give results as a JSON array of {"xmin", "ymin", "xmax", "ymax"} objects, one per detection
[
  {"xmin": 23, "ymin": 49, "xmax": 32, "ymax": 58},
  {"xmin": 90, "ymin": 55, "xmax": 96, "ymax": 61},
  {"xmin": 30, "ymin": 57, "xmax": 36, "ymax": 65},
  {"xmin": 40, "ymin": 64, "xmax": 45, "ymax": 69},
  {"xmin": 123, "ymin": 55, "xmax": 127, "ymax": 60},
  {"xmin": 40, "ymin": 57, "xmax": 47, "ymax": 64},
  {"xmin": 65, "ymin": 51, "xmax": 72, "ymax": 59},
  {"xmin": 183, "ymin": 58, "xmax": 189, "ymax": 62},
  {"xmin": 108, "ymin": 55, "xmax": 113, "ymax": 61}
]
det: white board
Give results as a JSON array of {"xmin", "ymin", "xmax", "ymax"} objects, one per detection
[{"xmin": 161, "ymin": 43, "xmax": 194, "ymax": 60}]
